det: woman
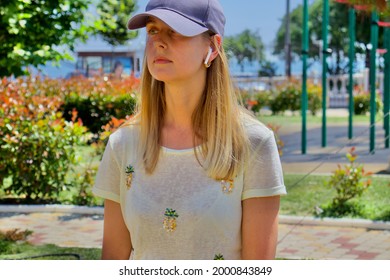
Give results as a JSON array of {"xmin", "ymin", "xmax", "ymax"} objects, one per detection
[{"xmin": 93, "ymin": 0, "xmax": 286, "ymax": 260}]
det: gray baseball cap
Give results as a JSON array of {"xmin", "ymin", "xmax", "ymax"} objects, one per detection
[{"xmin": 127, "ymin": 0, "xmax": 226, "ymax": 37}]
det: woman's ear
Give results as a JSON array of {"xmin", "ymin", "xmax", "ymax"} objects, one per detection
[
  {"xmin": 212, "ymin": 34, "xmax": 223, "ymax": 51},
  {"xmin": 206, "ymin": 34, "xmax": 222, "ymax": 66}
]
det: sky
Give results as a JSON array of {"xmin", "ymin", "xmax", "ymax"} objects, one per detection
[{"xmin": 133, "ymin": 0, "xmax": 304, "ymax": 47}]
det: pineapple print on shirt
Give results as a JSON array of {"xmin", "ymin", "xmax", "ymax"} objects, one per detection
[
  {"xmin": 220, "ymin": 179, "xmax": 234, "ymax": 194},
  {"xmin": 125, "ymin": 165, "xmax": 134, "ymax": 190},
  {"xmin": 163, "ymin": 208, "xmax": 179, "ymax": 232}
]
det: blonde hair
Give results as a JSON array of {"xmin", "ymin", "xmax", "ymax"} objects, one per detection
[{"xmin": 134, "ymin": 38, "xmax": 250, "ymax": 180}]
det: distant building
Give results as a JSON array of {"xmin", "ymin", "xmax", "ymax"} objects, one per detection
[{"xmin": 74, "ymin": 35, "xmax": 144, "ymax": 78}]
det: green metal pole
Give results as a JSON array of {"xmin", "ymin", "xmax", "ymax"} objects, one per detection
[
  {"xmin": 384, "ymin": 27, "xmax": 390, "ymax": 148},
  {"xmin": 301, "ymin": 0, "xmax": 309, "ymax": 154},
  {"xmin": 369, "ymin": 11, "xmax": 378, "ymax": 153},
  {"xmin": 321, "ymin": 0, "xmax": 329, "ymax": 147},
  {"xmin": 348, "ymin": 8, "xmax": 355, "ymax": 140}
]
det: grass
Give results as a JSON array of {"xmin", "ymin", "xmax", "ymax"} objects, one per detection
[
  {"xmin": 281, "ymin": 174, "xmax": 390, "ymax": 221},
  {"xmin": 258, "ymin": 113, "xmax": 371, "ymax": 125},
  {"xmin": 0, "ymin": 242, "xmax": 101, "ymax": 260}
]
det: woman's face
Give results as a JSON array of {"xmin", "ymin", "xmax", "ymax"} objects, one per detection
[{"xmin": 145, "ymin": 17, "xmax": 210, "ymax": 84}]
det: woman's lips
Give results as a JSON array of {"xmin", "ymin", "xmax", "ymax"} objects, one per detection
[{"xmin": 154, "ymin": 57, "xmax": 172, "ymax": 64}]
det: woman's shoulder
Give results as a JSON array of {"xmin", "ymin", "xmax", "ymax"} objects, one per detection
[
  {"xmin": 108, "ymin": 121, "xmax": 141, "ymax": 148},
  {"xmin": 241, "ymin": 114, "xmax": 273, "ymax": 146}
]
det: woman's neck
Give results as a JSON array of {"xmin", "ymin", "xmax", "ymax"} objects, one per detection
[
  {"xmin": 163, "ymin": 78, "xmax": 205, "ymax": 129},
  {"xmin": 161, "ymin": 79, "xmax": 205, "ymax": 149}
]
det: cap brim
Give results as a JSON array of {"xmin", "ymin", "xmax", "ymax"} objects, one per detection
[{"xmin": 127, "ymin": 9, "xmax": 208, "ymax": 37}]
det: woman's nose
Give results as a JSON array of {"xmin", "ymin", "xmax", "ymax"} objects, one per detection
[{"xmin": 151, "ymin": 34, "xmax": 167, "ymax": 49}]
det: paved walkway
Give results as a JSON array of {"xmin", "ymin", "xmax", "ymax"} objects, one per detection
[
  {"xmin": 1, "ymin": 211, "xmax": 389, "ymax": 260},
  {"xmin": 277, "ymin": 114, "xmax": 390, "ymax": 174}
]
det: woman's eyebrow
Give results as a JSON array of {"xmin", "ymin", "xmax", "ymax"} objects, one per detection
[{"xmin": 146, "ymin": 18, "xmax": 156, "ymax": 25}]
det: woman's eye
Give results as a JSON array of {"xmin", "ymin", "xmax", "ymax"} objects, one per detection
[{"xmin": 147, "ymin": 28, "xmax": 158, "ymax": 35}]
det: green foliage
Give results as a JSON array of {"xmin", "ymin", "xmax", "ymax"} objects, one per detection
[
  {"xmin": 95, "ymin": 0, "xmax": 138, "ymax": 46},
  {"xmin": 59, "ymin": 75, "xmax": 138, "ymax": 134},
  {"xmin": 68, "ymin": 116, "xmax": 128, "ymax": 206},
  {"xmin": 258, "ymin": 61, "xmax": 278, "ymax": 77},
  {"xmin": 321, "ymin": 147, "xmax": 372, "ymax": 217},
  {"xmin": 281, "ymin": 173, "xmax": 390, "ymax": 220},
  {"xmin": 0, "ymin": 229, "xmax": 33, "ymax": 254},
  {"xmin": 307, "ymin": 83, "xmax": 322, "ymax": 116},
  {"xmin": 0, "ymin": 229, "xmax": 33, "ymax": 243},
  {"xmin": 354, "ymin": 93, "xmax": 383, "ymax": 115},
  {"xmin": 273, "ymin": 0, "xmax": 379, "ymax": 74},
  {"xmin": 273, "ymin": 4, "xmax": 306, "ymax": 59},
  {"xmin": 0, "ymin": 112, "xmax": 88, "ymax": 202},
  {"xmin": 269, "ymin": 84, "xmax": 301, "ymax": 114},
  {"xmin": 318, "ymin": 200, "xmax": 365, "ymax": 218},
  {"xmin": 0, "ymin": 75, "xmax": 139, "ymax": 204},
  {"xmin": 224, "ymin": 29, "xmax": 264, "ymax": 72},
  {"xmin": 342, "ymin": 1, "xmax": 390, "ymax": 17},
  {"xmin": 70, "ymin": 159, "xmax": 98, "ymax": 206},
  {"xmin": 0, "ymin": 243, "xmax": 101, "ymax": 260},
  {"xmin": 0, "ymin": 77, "xmax": 89, "ymax": 202},
  {"xmin": 62, "ymin": 91, "xmax": 136, "ymax": 134},
  {"xmin": 268, "ymin": 80, "xmax": 322, "ymax": 115},
  {"xmin": 241, "ymin": 89, "xmax": 271, "ymax": 113},
  {"xmin": 0, "ymin": 0, "xmax": 91, "ymax": 78}
]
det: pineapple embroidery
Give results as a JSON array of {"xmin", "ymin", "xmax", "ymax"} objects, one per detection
[
  {"xmin": 221, "ymin": 179, "xmax": 234, "ymax": 194},
  {"xmin": 163, "ymin": 208, "xmax": 179, "ymax": 232},
  {"xmin": 214, "ymin": 253, "xmax": 224, "ymax": 260},
  {"xmin": 125, "ymin": 165, "xmax": 135, "ymax": 190}
]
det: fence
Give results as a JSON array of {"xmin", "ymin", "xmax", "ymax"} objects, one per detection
[{"xmin": 233, "ymin": 68, "xmax": 384, "ymax": 108}]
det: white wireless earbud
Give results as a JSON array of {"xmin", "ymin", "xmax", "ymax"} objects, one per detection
[{"xmin": 204, "ymin": 47, "xmax": 213, "ymax": 67}]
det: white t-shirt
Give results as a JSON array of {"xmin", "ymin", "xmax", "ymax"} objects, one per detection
[{"xmin": 93, "ymin": 117, "xmax": 286, "ymax": 260}]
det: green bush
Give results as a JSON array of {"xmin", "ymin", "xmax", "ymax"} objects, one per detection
[
  {"xmin": 240, "ymin": 89, "xmax": 272, "ymax": 113},
  {"xmin": 0, "ymin": 77, "xmax": 89, "ymax": 202},
  {"xmin": 0, "ymin": 112, "xmax": 88, "ymax": 202},
  {"xmin": 251, "ymin": 90, "xmax": 272, "ymax": 113},
  {"xmin": 68, "ymin": 116, "xmax": 128, "ymax": 206},
  {"xmin": 71, "ymin": 166, "xmax": 99, "ymax": 206},
  {"xmin": 58, "ymin": 76, "xmax": 139, "ymax": 134},
  {"xmin": 268, "ymin": 80, "xmax": 322, "ymax": 115},
  {"xmin": 61, "ymin": 92, "xmax": 136, "ymax": 134},
  {"xmin": 269, "ymin": 85, "xmax": 301, "ymax": 114},
  {"xmin": 0, "ymin": 76, "xmax": 139, "ymax": 204},
  {"xmin": 0, "ymin": 229, "xmax": 33, "ymax": 255},
  {"xmin": 354, "ymin": 93, "xmax": 383, "ymax": 115},
  {"xmin": 307, "ymin": 88, "xmax": 322, "ymax": 116},
  {"xmin": 319, "ymin": 147, "xmax": 372, "ymax": 217}
]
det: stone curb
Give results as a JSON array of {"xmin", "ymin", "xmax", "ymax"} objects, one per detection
[
  {"xmin": 1, "ymin": 205, "xmax": 390, "ymax": 231},
  {"xmin": 279, "ymin": 215, "xmax": 390, "ymax": 231},
  {"xmin": 0, "ymin": 204, "xmax": 104, "ymax": 215}
]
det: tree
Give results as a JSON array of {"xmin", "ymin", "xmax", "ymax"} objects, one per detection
[
  {"xmin": 273, "ymin": 0, "xmax": 382, "ymax": 74},
  {"xmin": 258, "ymin": 61, "xmax": 278, "ymax": 77},
  {"xmin": 344, "ymin": 0, "xmax": 389, "ymax": 15},
  {"xmin": 224, "ymin": 29, "xmax": 265, "ymax": 72},
  {"xmin": 95, "ymin": 0, "xmax": 138, "ymax": 47},
  {"xmin": 0, "ymin": 0, "xmax": 91, "ymax": 78}
]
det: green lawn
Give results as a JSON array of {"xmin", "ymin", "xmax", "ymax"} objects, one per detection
[
  {"xmin": 281, "ymin": 174, "xmax": 390, "ymax": 221},
  {"xmin": 258, "ymin": 113, "xmax": 371, "ymax": 125},
  {"xmin": 0, "ymin": 242, "xmax": 101, "ymax": 260}
]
